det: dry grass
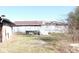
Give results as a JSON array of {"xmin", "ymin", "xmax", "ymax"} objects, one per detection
[
  {"xmin": 0, "ymin": 35, "xmax": 55, "ymax": 53},
  {"xmin": 0, "ymin": 33, "xmax": 78, "ymax": 53}
]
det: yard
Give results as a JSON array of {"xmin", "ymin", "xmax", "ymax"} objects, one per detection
[{"xmin": 0, "ymin": 33, "xmax": 79, "ymax": 53}]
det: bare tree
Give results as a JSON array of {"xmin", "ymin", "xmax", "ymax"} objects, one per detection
[{"xmin": 68, "ymin": 7, "xmax": 79, "ymax": 43}]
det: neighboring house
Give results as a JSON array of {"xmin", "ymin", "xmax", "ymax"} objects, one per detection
[
  {"xmin": 13, "ymin": 21, "xmax": 68, "ymax": 35},
  {"xmin": 41, "ymin": 21, "xmax": 68, "ymax": 35},
  {"xmin": 13, "ymin": 21, "xmax": 42, "ymax": 35},
  {"xmin": 0, "ymin": 17, "xmax": 14, "ymax": 42}
]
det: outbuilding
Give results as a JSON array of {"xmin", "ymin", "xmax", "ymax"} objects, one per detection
[{"xmin": 0, "ymin": 17, "xmax": 14, "ymax": 42}]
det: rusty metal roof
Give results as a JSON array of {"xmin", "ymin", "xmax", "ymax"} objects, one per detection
[{"xmin": 14, "ymin": 21, "xmax": 43, "ymax": 26}]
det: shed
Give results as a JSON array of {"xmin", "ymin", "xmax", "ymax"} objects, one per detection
[{"xmin": 0, "ymin": 17, "xmax": 14, "ymax": 42}]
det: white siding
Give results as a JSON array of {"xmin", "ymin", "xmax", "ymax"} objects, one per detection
[
  {"xmin": 40, "ymin": 25, "xmax": 68, "ymax": 35},
  {"xmin": 13, "ymin": 25, "xmax": 68, "ymax": 35},
  {"xmin": 40, "ymin": 26, "xmax": 48, "ymax": 35},
  {"xmin": 45, "ymin": 25, "xmax": 67, "ymax": 33},
  {"xmin": 13, "ymin": 26, "xmax": 41, "ymax": 33}
]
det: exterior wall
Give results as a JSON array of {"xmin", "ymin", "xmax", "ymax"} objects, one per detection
[
  {"xmin": 40, "ymin": 25, "xmax": 68, "ymax": 35},
  {"xmin": 2, "ymin": 25, "xmax": 13, "ymax": 42},
  {"xmin": 13, "ymin": 25, "xmax": 68, "ymax": 35},
  {"xmin": 13, "ymin": 26, "xmax": 41, "ymax": 34},
  {"xmin": 46, "ymin": 25, "xmax": 68, "ymax": 33},
  {"xmin": 40, "ymin": 25, "xmax": 48, "ymax": 35}
]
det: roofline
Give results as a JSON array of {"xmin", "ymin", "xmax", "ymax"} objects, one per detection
[{"xmin": 0, "ymin": 18, "xmax": 15, "ymax": 26}]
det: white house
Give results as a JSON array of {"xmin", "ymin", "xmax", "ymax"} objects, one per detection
[
  {"xmin": 13, "ymin": 21, "xmax": 68, "ymax": 35},
  {"xmin": 40, "ymin": 21, "xmax": 68, "ymax": 35},
  {"xmin": 13, "ymin": 21, "xmax": 42, "ymax": 35},
  {"xmin": 0, "ymin": 17, "xmax": 14, "ymax": 42}
]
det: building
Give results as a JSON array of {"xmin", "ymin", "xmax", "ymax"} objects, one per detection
[
  {"xmin": 13, "ymin": 21, "xmax": 42, "ymax": 35},
  {"xmin": 13, "ymin": 21, "xmax": 68, "ymax": 35},
  {"xmin": 0, "ymin": 17, "xmax": 14, "ymax": 42},
  {"xmin": 41, "ymin": 21, "xmax": 68, "ymax": 34}
]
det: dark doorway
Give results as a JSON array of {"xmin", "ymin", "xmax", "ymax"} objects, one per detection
[
  {"xmin": 26, "ymin": 31, "xmax": 40, "ymax": 35},
  {"xmin": 0, "ymin": 23, "xmax": 2, "ymax": 42}
]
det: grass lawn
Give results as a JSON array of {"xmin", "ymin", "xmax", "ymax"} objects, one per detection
[
  {"xmin": 0, "ymin": 35, "xmax": 55, "ymax": 53},
  {"xmin": 0, "ymin": 33, "xmax": 78, "ymax": 53}
]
